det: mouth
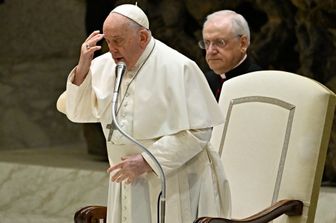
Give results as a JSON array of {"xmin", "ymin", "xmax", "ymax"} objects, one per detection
[
  {"xmin": 207, "ymin": 58, "xmax": 222, "ymax": 65},
  {"xmin": 114, "ymin": 58, "xmax": 124, "ymax": 63},
  {"xmin": 207, "ymin": 57, "xmax": 221, "ymax": 61},
  {"xmin": 111, "ymin": 54, "xmax": 125, "ymax": 63}
]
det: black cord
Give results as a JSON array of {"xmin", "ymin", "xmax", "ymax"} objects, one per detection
[{"xmin": 157, "ymin": 191, "xmax": 162, "ymax": 223}]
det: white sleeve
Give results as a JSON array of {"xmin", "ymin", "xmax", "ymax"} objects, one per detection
[
  {"xmin": 142, "ymin": 128, "xmax": 211, "ymax": 176},
  {"xmin": 64, "ymin": 68, "xmax": 99, "ymax": 123}
]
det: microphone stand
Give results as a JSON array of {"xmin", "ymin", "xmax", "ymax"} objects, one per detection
[{"xmin": 111, "ymin": 62, "xmax": 166, "ymax": 223}]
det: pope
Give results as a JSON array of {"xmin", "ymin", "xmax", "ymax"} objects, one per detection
[{"xmin": 57, "ymin": 4, "xmax": 231, "ymax": 223}]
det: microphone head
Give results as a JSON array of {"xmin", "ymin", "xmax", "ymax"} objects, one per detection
[
  {"xmin": 116, "ymin": 61, "xmax": 126, "ymax": 69},
  {"xmin": 114, "ymin": 60, "xmax": 127, "ymax": 94},
  {"xmin": 115, "ymin": 61, "xmax": 127, "ymax": 78}
]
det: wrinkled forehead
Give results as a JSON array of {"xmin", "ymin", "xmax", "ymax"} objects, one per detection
[
  {"xmin": 103, "ymin": 13, "xmax": 132, "ymax": 36},
  {"xmin": 203, "ymin": 19, "xmax": 234, "ymax": 38}
]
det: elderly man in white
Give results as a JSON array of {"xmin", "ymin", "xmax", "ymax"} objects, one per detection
[{"xmin": 57, "ymin": 4, "xmax": 230, "ymax": 223}]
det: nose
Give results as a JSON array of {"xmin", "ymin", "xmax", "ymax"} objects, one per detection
[
  {"xmin": 108, "ymin": 44, "xmax": 119, "ymax": 54},
  {"xmin": 206, "ymin": 44, "xmax": 218, "ymax": 54},
  {"xmin": 106, "ymin": 41, "xmax": 117, "ymax": 52}
]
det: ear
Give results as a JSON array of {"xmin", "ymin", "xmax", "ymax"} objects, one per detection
[
  {"xmin": 139, "ymin": 29, "xmax": 149, "ymax": 49},
  {"xmin": 240, "ymin": 35, "xmax": 249, "ymax": 53}
]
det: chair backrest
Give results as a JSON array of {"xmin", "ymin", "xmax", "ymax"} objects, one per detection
[{"xmin": 210, "ymin": 70, "xmax": 335, "ymax": 223}]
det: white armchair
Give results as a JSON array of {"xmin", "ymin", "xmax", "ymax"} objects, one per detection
[{"xmin": 195, "ymin": 70, "xmax": 336, "ymax": 223}]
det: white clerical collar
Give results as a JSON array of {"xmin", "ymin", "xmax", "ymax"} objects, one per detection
[
  {"xmin": 234, "ymin": 54, "xmax": 247, "ymax": 69},
  {"xmin": 220, "ymin": 73, "xmax": 226, "ymax": 79}
]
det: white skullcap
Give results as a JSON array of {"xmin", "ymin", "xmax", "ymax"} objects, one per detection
[{"xmin": 111, "ymin": 4, "xmax": 149, "ymax": 29}]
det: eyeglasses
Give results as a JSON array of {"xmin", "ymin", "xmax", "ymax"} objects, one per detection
[{"xmin": 198, "ymin": 35, "xmax": 242, "ymax": 50}]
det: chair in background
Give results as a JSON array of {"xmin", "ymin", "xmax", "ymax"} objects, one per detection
[
  {"xmin": 74, "ymin": 205, "xmax": 106, "ymax": 223},
  {"xmin": 195, "ymin": 70, "xmax": 335, "ymax": 223},
  {"xmin": 74, "ymin": 70, "xmax": 335, "ymax": 223}
]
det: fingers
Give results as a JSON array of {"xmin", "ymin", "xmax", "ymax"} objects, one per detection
[
  {"xmin": 107, "ymin": 163, "xmax": 126, "ymax": 183},
  {"xmin": 107, "ymin": 155, "xmax": 151, "ymax": 184},
  {"xmin": 107, "ymin": 163, "xmax": 122, "ymax": 173},
  {"xmin": 83, "ymin": 31, "xmax": 104, "ymax": 52},
  {"xmin": 76, "ymin": 31, "xmax": 104, "ymax": 78},
  {"xmin": 85, "ymin": 30, "xmax": 101, "ymax": 42},
  {"xmin": 108, "ymin": 166, "xmax": 134, "ymax": 184},
  {"xmin": 111, "ymin": 169, "xmax": 127, "ymax": 183},
  {"xmin": 107, "ymin": 160, "xmax": 137, "ymax": 184}
]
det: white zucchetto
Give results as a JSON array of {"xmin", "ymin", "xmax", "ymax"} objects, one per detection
[{"xmin": 111, "ymin": 4, "xmax": 149, "ymax": 29}]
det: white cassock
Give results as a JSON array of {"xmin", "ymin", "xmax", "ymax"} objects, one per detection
[{"xmin": 57, "ymin": 37, "xmax": 231, "ymax": 223}]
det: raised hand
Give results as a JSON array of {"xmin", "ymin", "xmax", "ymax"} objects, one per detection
[{"xmin": 73, "ymin": 30, "xmax": 104, "ymax": 85}]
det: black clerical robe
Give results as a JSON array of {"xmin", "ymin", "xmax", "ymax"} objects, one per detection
[{"xmin": 205, "ymin": 56, "xmax": 262, "ymax": 101}]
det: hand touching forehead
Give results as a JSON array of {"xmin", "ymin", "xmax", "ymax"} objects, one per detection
[{"xmin": 102, "ymin": 13, "xmax": 147, "ymax": 69}]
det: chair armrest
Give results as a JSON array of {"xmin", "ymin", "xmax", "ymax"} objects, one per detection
[
  {"xmin": 74, "ymin": 205, "xmax": 107, "ymax": 223},
  {"xmin": 193, "ymin": 199, "xmax": 303, "ymax": 223}
]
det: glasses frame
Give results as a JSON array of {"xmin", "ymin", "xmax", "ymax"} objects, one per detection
[{"xmin": 198, "ymin": 35, "xmax": 243, "ymax": 50}]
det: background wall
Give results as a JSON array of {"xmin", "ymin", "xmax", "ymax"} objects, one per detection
[
  {"xmin": 0, "ymin": 0, "xmax": 335, "ymax": 181},
  {"xmin": 0, "ymin": 0, "xmax": 86, "ymax": 149}
]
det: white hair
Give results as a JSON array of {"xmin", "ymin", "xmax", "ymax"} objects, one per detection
[{"xmin": 205, "ymin": 10, "xmax": 251, "ymax": 44}]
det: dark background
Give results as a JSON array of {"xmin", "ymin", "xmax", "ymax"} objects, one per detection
[{"xmin": 0, "ymin": 0, "xmax": 335, "ymax": 183}]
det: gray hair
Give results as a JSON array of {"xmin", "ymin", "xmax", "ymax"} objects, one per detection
[
  {"xmin": 205, "ymin": 10, "xmax": 250, "ymax": 44},
  {"xmin": 125, "ymin": 16, "xmax": 152, "ymax": 36}
]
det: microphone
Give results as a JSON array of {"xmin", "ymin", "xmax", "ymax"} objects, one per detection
[
  {"xmin": 113, "ymin": 61, "xmax": 127, "ymax": 102},
  {"xmin": 109, "ymin": 61, "xmax": 166, "ymax": 223},
  {"xmin": 108, "ymin": 61, "xmax": 126, "ymax": 141}
]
